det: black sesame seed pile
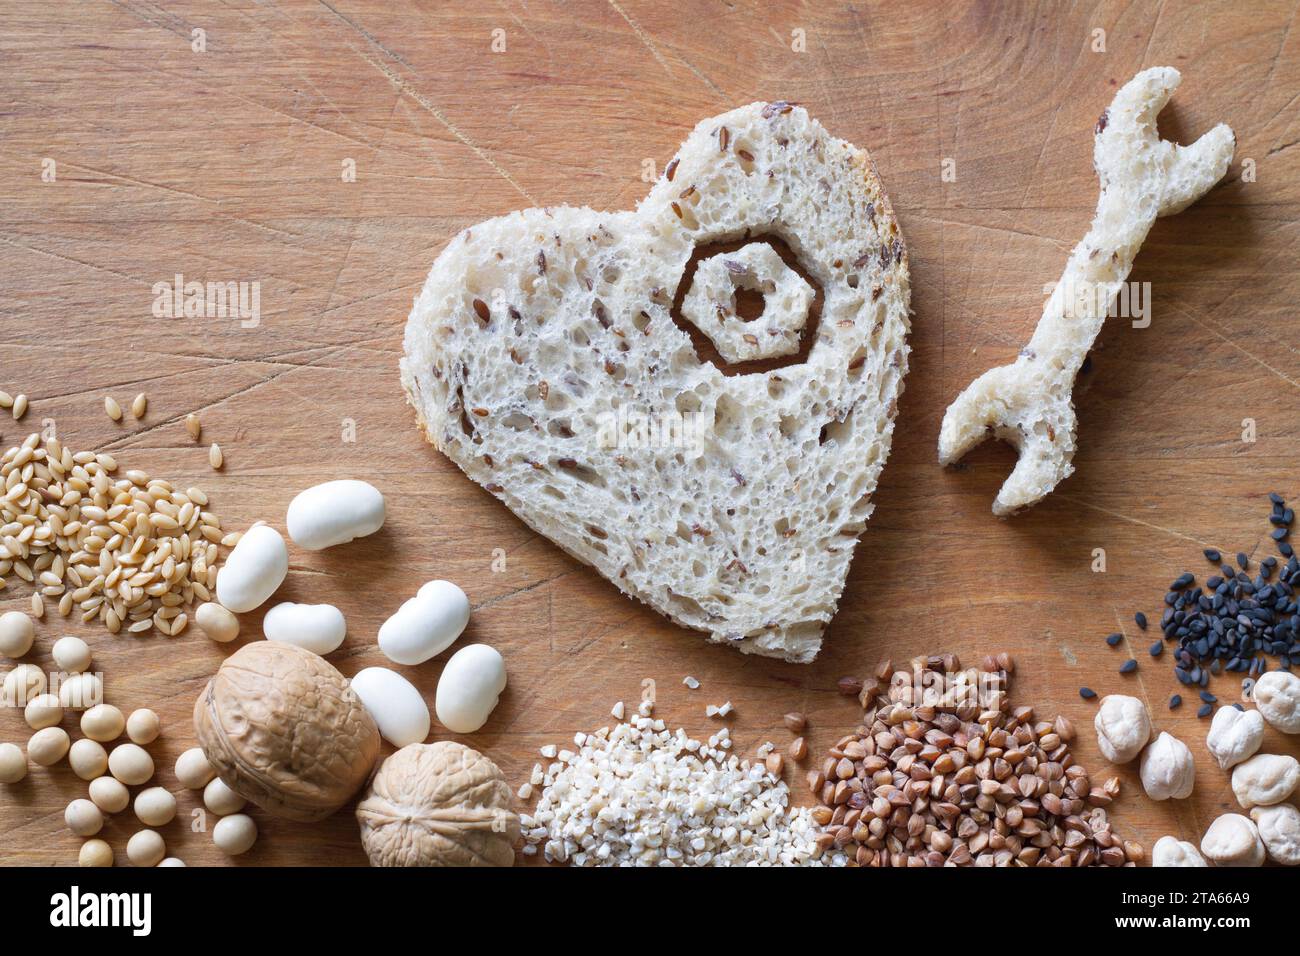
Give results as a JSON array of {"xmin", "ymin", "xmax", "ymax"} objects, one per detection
[{"xmin": 1092, "ymin": 492, "xmax": 1297, "ymax": 715}]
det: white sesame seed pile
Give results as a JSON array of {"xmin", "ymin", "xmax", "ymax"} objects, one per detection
[
  {"xmin": 0, "ymin": 433, "xmax": 231, "ymax": 636},
  {"xmin": 519, "ymin": 699, "xmax": 845, "ymax": 867}
]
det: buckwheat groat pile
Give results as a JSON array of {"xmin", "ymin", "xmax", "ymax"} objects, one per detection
[
  {"xmin": 519, "ymin": 699, "xmax": 843, "ymax": 866},
  {"xmin": 813, "ymin": 655, "xmax": 1144, "ymax": 866}
]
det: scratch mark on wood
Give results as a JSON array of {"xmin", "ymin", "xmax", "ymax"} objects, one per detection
[
  {"xmin": 1057, "ymin": 495, "xmax": 1215, "ymax": 547},
  {"xmin": 605, "ymin": 0, "xmax": 674, "ymax": 75},
  {"xmin": 315, "ymin": 2, "xmax": 538, "ymax": 204},
  {"xmin": 1169, "ymin": 303, "xmax": 1300, "ymax": 391},
  {"xmin": 316, "ymin": 0, "xmax": 413, "ymax": 67},
  {"xmin": 0, "ymin": 235, "xmax": 151, "ymax": 286},
  {"xmin": 474, "ymin": 569, "xmax": 578, "ymax": 613},
  {"xmin": 1112, "ymin": 606, "xmax": 1155, "ymax": 721},
  {"xmin": 50, "ymin": 159, "xmax": 304, "ymax": 241},
  {"xmin": 106, "ymin": 0, "xmax": 193, "ymax": 44}
]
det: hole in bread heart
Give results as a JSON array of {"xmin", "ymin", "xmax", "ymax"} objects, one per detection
[
  {"xmin": 670, "ymin": 233, "xmax": 823, "ymax": 376},
  {"xmin": 732, "ymin": 287, "xmax": 766, "ymax": 322}
]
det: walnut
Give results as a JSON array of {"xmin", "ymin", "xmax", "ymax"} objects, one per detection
[
  {"xmin": 356, "ymin": 741, "xmax": 520, "ymax": 867},
  {"xmin": 193, "ymin": 642, "xmax": 380, "ymax": 822}
]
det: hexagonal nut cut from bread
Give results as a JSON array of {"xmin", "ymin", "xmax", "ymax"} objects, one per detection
[
  {"xmin": 401, "ymin": 102, "xmax": 910, "ymax": 662},
  {"xmin": 194, "ymin": 641, "xmax": 380, "ymax": 822}
]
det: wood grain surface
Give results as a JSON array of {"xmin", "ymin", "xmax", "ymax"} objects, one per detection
[{"xmin": 2, "ymin": 0, "xmax": 1298, "ymax": 867}]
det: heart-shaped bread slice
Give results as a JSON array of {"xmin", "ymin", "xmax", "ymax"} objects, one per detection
[{"xmin": 401, "ymin": 102, "xmax": 910, "ymax": 662}]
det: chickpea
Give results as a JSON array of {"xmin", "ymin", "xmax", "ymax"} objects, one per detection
[
  {"xmin": 157, "ymin": 857, "xmax": 186, "ymax": 867},
  {"xmin": 68, "ymin": 739, "xmax": 109, "ymax": 781},
  {"xmin": 28, "ymin": 726, "xmax": 70, "ymax": 766},
  {"xmin": 126, "ymin": 708, "xmax": 161, "ymax": 745}
]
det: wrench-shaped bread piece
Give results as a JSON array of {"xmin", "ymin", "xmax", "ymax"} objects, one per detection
[{"xmin": 938, "ymin": 68, "xmax": 1234, "ymax": 515}]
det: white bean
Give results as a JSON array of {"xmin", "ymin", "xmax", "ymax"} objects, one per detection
[
  {"xmin": 435, "ymin": 644, "xmax": 506, "ymax": 734},
  {"xmin": 157, "ymin": 858, "xmax": 186, "ymax": 867},
  {"xmin": 286, "ymin": 479, "xmax": 385, "ymax": 551},
  {"xmin": 215, "ymin": 524, "xmax": 288, "ymax": 613},
  {"xmin": 263, "ymin": 602, "xmax": 346, "ymax": 655},
  {"xmin": 349, "ymin": 667, "xmax": 430, "ymax": 747},
  {"xmin": 378, "ymin": 580, "xmax": 470, "ymax": 665},
  {"xmin": 213, "ymin": 813, "xmax": 257, "ymax": 855}
]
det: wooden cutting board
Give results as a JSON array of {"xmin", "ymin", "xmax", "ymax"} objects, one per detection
[{"xmin": 2, "ymin": 0, "xmax": 1298, "ymax": 867}]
